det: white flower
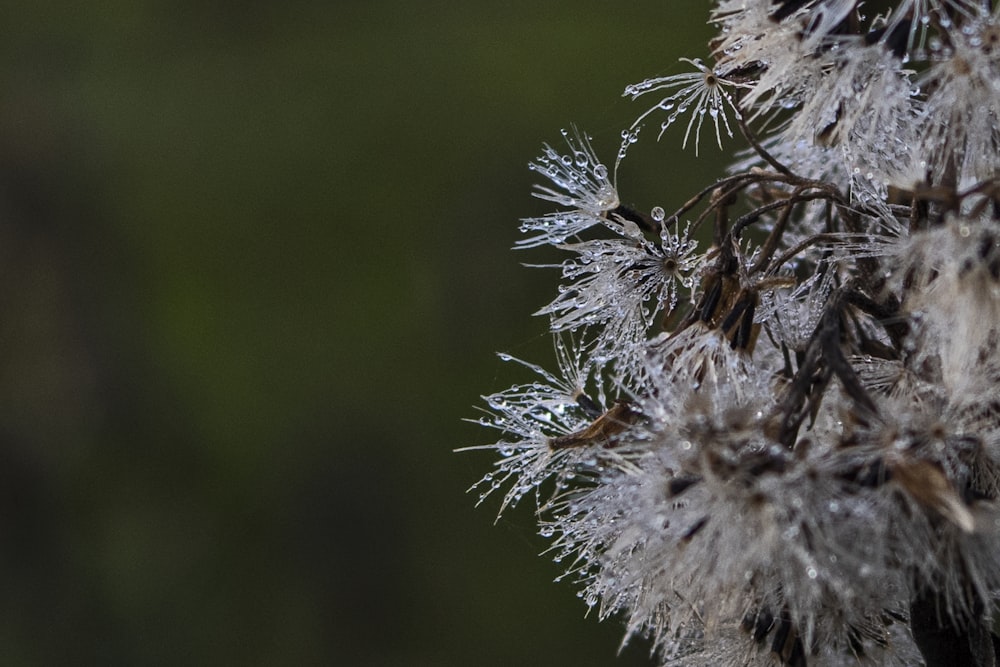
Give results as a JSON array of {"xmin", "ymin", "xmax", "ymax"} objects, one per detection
[
  {"xmin": 535, "ymin": 221, "xmax": 703, "ymax": 365},
  {"xmin": 910, "ymin": 17, "xmax": 1000, "ymax": 186},
  {"xmin": 625, "ymin": 58, "xmax": 746, "ymax": 154},
  {"xmin": 466, "ymin": 1, "xmax": 1000, "ymax": 664},
  {"xmin": 517, "ymin": 128, "xmax": 619, "ymax": 248},
  {"xmin": 461, "ymin": 336, "xmax": 619, "ymax": 516}
]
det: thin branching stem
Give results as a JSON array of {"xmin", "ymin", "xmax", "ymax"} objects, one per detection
[{"xmin": 735, "ymin": 103, "xmax": 795, "ymax": 178}]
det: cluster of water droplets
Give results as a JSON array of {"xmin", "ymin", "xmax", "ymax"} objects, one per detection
[
  {"xmin": 623, "ymin": 58, "xmax": 743, "ymax": 154},
  {"xmin": 466, "ymin": 1, "xmax": 1000, "ymax": 664},
  {"xmin": 528, "ymin": 127, "xmax": 618, "ymax": 216}
]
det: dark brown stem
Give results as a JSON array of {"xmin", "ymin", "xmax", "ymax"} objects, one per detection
[
  {"xmin": 736, "ymin": 108, "xmax": 794, "ymax": 177},
  {"xmin": 748, "ymin": 197, "xmax": 798, "ymax": 275},
  {"xmin": 728, "ymin": 189, "xmax": 838, "ymax": 241}
]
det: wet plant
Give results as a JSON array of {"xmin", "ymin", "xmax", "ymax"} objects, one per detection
[{"xmin": 463, "ymin": 1, "xmax": 1000, "ymax": 665}]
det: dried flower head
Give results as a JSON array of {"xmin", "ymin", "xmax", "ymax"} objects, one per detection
[
  {"xmin": 518, "ymin": 127, "xmax": 620, "ymax": 248},
  {"xmin": 625, "ymin": 58, "xmax": 747, "ymax": 154},
  {"xmin": 464, "ymin": 1, "xmax": 1000, "ymax": 665}
]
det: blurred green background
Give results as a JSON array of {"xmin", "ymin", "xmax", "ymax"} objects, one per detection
[{"xmin": 0, "ymin": 2, "xmax": 721, "ymax": 665}]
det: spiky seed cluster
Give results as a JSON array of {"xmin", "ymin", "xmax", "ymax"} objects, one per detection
[{"xmin": 464, "ymin": 1, "xmax": 1000, "ymax": 666}]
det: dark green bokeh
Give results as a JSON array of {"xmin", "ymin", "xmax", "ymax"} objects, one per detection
[{"xmin": 0, "ymin": 2, "xmax": 721, "ymax": 664}]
